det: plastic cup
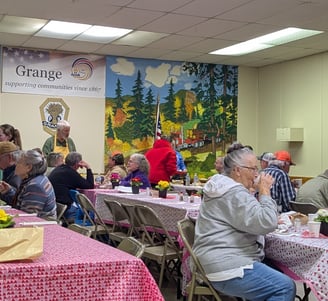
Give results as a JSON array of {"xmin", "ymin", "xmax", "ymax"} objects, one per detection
[
  {"xmin": 308, "ymin": 213, "xmax": 317, "ymax": 222},
  {"xmin": 308, "ymin": 221, "xmax": 321, "ymax": 238}
]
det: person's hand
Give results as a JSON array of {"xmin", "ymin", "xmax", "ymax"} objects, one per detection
[
  {"xmin": 78, "ymin": 160, "xmax": 90, "ymax": 169},
  {"xmin": 0, "ymin": 181, "xmax": 11, "ymax": 194},
  {"xmin": 257, "ymin": 173, "xmax": 274, "ymax": 196}
]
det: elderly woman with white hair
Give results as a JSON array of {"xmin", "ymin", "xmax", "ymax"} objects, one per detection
[
  {"xmin": 42, "ymin": 120, "xmax": 76, "ymax": 157},
  {"xmin": 0, "ymin": 149, "xmax": 56, "ymax": 219},
  {"xmin": 119, "ymin": 153, "xmax": 151, "ymax": 189},
  {"xmin": 193, "ymin": 142, "xmax": 296, "ymax": 301}
]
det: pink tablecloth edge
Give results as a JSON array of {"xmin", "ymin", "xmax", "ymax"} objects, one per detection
[{"xmin": 271, "ymin": 260, "xmax": 322, "ymax": 301}]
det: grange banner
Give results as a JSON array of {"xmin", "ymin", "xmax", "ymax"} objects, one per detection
[{"xmin": 1, "ymin": 47, "xmax": 105, "ymax": 98}]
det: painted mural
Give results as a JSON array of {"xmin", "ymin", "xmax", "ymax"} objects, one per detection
[{"xmin": 105, "ymin": 56, "xmax": 238, "ymax": 177}]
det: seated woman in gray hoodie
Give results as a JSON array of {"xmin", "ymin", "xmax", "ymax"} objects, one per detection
[{"xmin": 193, "ymin": 142, "xmax": 296, "ymax": 301}]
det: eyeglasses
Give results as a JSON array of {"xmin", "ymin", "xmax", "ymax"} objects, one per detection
[{"xmin": 239, "ymin": 165, "xmax": 259, "ymax": 172}]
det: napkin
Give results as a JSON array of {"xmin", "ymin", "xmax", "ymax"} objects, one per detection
[{"xmin": 19, "ymin": 221, "xmax": 58, "ymax": 226}]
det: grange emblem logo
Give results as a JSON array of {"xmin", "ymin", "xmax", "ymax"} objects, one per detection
[
  {"xmin": 71, "ymin": 58, "xmax": 94, "ymax": 80},
  {"xmin": 40, "ymin": 98, "xmax": 69, "ymax": 135}
]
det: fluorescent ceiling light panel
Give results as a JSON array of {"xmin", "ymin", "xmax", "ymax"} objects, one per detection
[
  {"xmin": 36, "ymin": 20, "xmax": 91, "ymax": 39},
  {"xmin": 210, "ymin": 27, "xmax": 324, "ymax": 56},
  {"xmin": 75, "ymin": 26, "xmax": 132, "ymax": 43},
  {"xmin": 0, "ymin": 15, "xmax": 47, "ymax": 35},
  {"xmin": 113, "ymin": 31, "xmax": 169, "ymax": 47}
]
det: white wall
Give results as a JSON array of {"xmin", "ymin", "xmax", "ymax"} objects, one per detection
[
  {"xmin": 0, "ymin": 93, "xmax": 105, "ymax": 173},
  {"xmin": 238, "ymin": 52, "xmax": 328, "ymax": 177}
]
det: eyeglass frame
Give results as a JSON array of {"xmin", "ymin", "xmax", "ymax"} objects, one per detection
[{"xmin": 239, "ymin": 165, "xmax": 259, "ymax": 173}]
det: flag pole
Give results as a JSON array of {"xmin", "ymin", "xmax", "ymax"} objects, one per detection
[{"xmin": 154, "ymin": 94, "xmax": 161, "ymax": 140}]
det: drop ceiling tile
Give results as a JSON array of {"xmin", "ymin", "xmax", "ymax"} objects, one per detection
[
  {"xmin": 159, "ymin": 50, "xmax": 203, "ymax": 62},
  {"xmin": 178, "ymin": 19, "xmax": 247, "ymax": 38},
  {"xmin": 139, "ymin": 13, "xmax": 206, "ymax": 34},
  {"xmin": 218, "ymin": 0, "xmax": 301, "ymax": 22},
  {"xmin": 260, "ymin": 1, "xmax": 328, "ymax": 28},
  {"xmin": 57, "ymin": 40, "xmax": 105, "ymax": 53},
  {"xmin": 187, "ymin": 38, "xmax": 235, "ymax": 53},
  {"xmin": 93, "ymin": 44, "xmax": 139, "ymax": 56},
  {"xmin": 0, "ymin": 32, "xmax": 31, "ymax": 46},
  {"xmin": 272, "ymin": 48, "xmax": 325, "ymax": 60},
  {"xmin": 215, "ymin": 23, "xmax": 281, "ymax": 41},
  {"xmin": 100, "ymin": 7, "xmax": 164, "ymax": 29},
  {"xmin": 148, "ymin": 35, "xmax": 204, "ymax": 50},
  {"xmin": 174, "ymin": 0, "xmax": 250, "ymax": 18},
  {"xmin": 127, "ymin": 0, "xmax": 192, "ymax": 12},
  {"xmin": 22, "ymin": 36, "xmax": 68, "ymax": 49},
  {"xmin": 126, "ymin": 47, "xmax": 172, "ymax": 59}
]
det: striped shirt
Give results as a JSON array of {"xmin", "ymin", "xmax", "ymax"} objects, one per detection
[
  {"xmin": 7, "ymin": 175, "xmax": 57, "ymax": 219},
  {"xmin": 264, "ymin": 164, "xmax": 296, "ymax": 213}
]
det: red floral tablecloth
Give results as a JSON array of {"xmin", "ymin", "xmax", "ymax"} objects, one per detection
[
  {"xmin": 0, "ymin": 210, "xmax": 164, "ymax": 301},
  {"xmin": 265, "ymin": 232, "xmax": 328, "ymax": 301}
]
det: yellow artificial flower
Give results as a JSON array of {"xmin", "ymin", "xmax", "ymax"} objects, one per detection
[
  {"xmin": 156, "ymin": 180, "xmax": 170, "ymax": 191},
  {"xmin": 0, "ymin": 209, "xmax": 11, "ymax": 223}
]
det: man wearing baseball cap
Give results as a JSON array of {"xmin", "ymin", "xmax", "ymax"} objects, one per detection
[
  {"xmin": 257, "ymin": 152, "xmax": 275, "ymax": 170},
  {"xmin": 0, "ymin": 141, "xmax": 21, "ymax": 203},
  {"xmin": 263, "ymin": 150, "xmax": 296, "ymax": 213}
]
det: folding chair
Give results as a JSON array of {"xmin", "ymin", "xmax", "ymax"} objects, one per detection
[
  {"xmin": 103, "ymin": 199, "xmax": 130, "ymax": 246},
  {"xmin": 120, "ymin": 203, "xmax": 144, "ymax": 239},
  {"xmin": 68, "ymin": 223, "xmax": 92, "ymax": 237},
  {"xmin": 133, "ymin": 204, "xmax": 182, "ymax": 289},
  {"xmin": 117, "ymin": 236, "xmax": 145, "ymax": 258},
  {"xmin": 74, "ymin": 192, "xmax": 112, "ymax": 242},
  {"xmin": 177, "ymin": 218, "xmax": 223, "ymax": 301},
  {"xmin": 289, "ymin": 201, "xmax": 319, "ymax": 215},
  {"xmin": 69, "ymin": 189, "xmax": 94, "ymax": 226},
  {"xmin": 43, "ymin": 202, "xmax": 67, "ymax": 225},
  {"xmin": 56, "ymin": 202, "xmax": 68, "ymax": 225}
]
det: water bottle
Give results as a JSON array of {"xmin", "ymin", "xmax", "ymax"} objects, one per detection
[
  {"xmin": 294, "ymin": 218, "xmax": 301, "ymax": 233},
  {"xmin": 193, "ymin": 173, "xmax": 199, "ymax": 185},
  {"xmin": 190, "ymin": 194, "xmax": 194, "ymax": 203},
  {"xmin": 185, "ymin": 173, "xmax": 190, "ymax": 186},
  {"xmin": 95, "ymin": 175, "xmax": 102, "ymax": 188}
]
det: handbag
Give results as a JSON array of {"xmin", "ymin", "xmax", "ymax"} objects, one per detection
[{"xmin": 0, "ymin": 227, "xmax": 44, "ymax": 262}]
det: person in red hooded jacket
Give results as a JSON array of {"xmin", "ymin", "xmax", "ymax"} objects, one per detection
[{"xmin": 145, "ymin": 137, "xmax": 177, "ymax": 187}]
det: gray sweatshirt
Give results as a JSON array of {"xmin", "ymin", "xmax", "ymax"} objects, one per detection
[{"xmin": 193, "ymin": 174, "xmax": 278, "ymax": 275}]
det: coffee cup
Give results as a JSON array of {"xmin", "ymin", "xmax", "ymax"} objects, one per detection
[
  {"xmin": 308, "ymin": 213, "xmax": 317, "ymax": 222},
  {"xmin": 308, "ymin": 221, "xmax": 321, "ymax": 238}
]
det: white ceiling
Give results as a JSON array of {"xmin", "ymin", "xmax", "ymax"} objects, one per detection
[{"xmin": 1, "ymin": 0, "xmax": 328, "ymax": 67}]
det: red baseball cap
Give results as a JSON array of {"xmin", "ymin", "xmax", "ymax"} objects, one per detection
[{"xmin": 274, "ymin": 150, "xmax": 295, "ymax": 165}]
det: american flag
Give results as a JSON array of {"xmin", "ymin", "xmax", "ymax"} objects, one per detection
[
  {"xmin": 155, "ymin": 94, "xmax": 161, "ymax": 140},
  {"xmin": 156, "ymin": 112, "xmax": 162, "ymax": 139},
  {"xmin": 2, "ymin": 47, "xmax": 50, "ymax": 65}
]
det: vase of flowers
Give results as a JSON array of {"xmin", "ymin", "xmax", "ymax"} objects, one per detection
[
  {"xmin": 130, "ymin": 177, "xmax": 143, "ymax": 194},
  {"xmin": 156, "ymin": 180, "xmax": 170, "ymax": 198},
  {"xmin": 314, "ymin": 208, "xmax": 328, "ymax": 236},
  {"xmin": 110, "ymin": 173, "xmax": 120, "ymax": 189}
]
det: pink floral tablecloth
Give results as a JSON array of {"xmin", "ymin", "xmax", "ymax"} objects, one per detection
[
  {"xmin": 265, "ymin": 232, "xmax": 328, "ymax": 301},
  {"xmin": 0, "ymin": 209, "xmax": 164, "ymax": 301},
  {"xmin": 89, "ymin": 191, "xmax": 200, "ymax": 235}
]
